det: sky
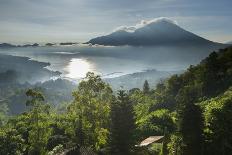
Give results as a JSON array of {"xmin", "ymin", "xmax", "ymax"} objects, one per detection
[{"xmin": 0, "ymin": 0, "xmax": 231, "ymax": 43}]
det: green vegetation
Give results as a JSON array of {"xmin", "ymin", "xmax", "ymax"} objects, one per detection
[
  {"xmin": 68, "ymin": 72, "xmax": 113, "ymax": 150},
  {"xmin": 0, "ymin": 47, "xmax": 232, "ymax": 154}
]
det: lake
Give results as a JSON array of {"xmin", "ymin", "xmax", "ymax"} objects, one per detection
[{"xmin": 0, "ymin": 44, "xmax": 221, "ymax": 80}]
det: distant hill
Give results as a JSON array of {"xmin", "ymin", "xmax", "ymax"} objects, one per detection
[
  {"xmin": 21, "ymin": 43, "xmax": 39, "ymax": 47},
  {"xmin": 0, "ymin": 43, "xmax": 40, "ymax": 48},
  {"xmin": 0, "ymin": 54, "xmax": 60, "ymax": 84},
  {"xmin": 226, "ymin": 41, "xmax": 232, "ymax": 44},
  {"xmin": 104, "ymin": 69, "xmax": 182, "ymax": 90},
  {"xmin": 0, "ymin": 43, "xmax": 17, "ymax": 48},
  {"xmin": 87, "ymin": 18, "xmax": 222, "ymax": 46},
  {"xmin": 45, "ymin": 43, "xmax": 56, "ymax": 46},
  {"xmin": 59, "ymin": 42, "xmax": 78, "ymax": 46}
]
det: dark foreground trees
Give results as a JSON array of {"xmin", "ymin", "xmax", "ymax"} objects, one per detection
[
  {"xmin": 109, "ymin": 90, "xmax": 136, "ymax": 155},
  {"xmin": 176, "ymin": 86, "xmax": 204, "ymax": 155},
  {"xmin": 179, "ymin": 103, "xmax": 204, "ymax": 155}
]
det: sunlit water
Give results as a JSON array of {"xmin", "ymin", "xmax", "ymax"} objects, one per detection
[
  {"xmin": 66, "ymin": 58, "xmax": 94, "ymax": 79},
  {"xmin": 0, "ymin": 45, "xmax": 219, "ymax": 79}
]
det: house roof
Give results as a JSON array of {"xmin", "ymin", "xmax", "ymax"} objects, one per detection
[{"xmin": 138, "ymin": 136, "xmax": 164, "ymax": 147}]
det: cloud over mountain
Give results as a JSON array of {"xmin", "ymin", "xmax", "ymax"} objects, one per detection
[{"xmin": 113, "ymin": 17, "xmax": 178, "ymax": 33}]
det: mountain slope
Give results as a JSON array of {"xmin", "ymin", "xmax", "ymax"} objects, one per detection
[
  {"xmin": 87, "ymin": 18, "xmax": 220, "ymax": 46},
  {"xmin": 152, "ymin": 46, "xmax": 232, "ymax": 110},
  {"xmin": 227, "ymin": 41, "xmax": 232, "ymax": 44}
]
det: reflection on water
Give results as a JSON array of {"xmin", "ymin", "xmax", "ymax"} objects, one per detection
[{"xmin": 66, "ymin": 58, "xmax": 93, "ymax": 78}]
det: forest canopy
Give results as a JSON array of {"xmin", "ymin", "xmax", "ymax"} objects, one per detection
[{"xmin": 0, "ymin": 46, "xmax": 232, "ymax": 155}]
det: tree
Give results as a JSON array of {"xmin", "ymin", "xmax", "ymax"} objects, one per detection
[
  {"xmin": 25, "ymin": 89, "xmax": 51, "ymax": 155},
  {"xmin": 175, "ymin": 85, "xmax": 204, "ymax": 155},
  {"xmin": 143, "ymin": 80, "xmax": 150, "ymax": 94},
  {"xmin": 136, "ymin": 109, "xmax": 175, "ymax": 139},
  {"xmin": 0, "ymin": 128, "xmax": 25, "ymax": 155},
  {"xmin": 168, "ymin": 134, "xmax": 183, "ymax": 155},
  {"xmin": 109, "ymin": 90, "xmax": 136, "ymax": 155},
  {"xmin": 179, "ymin": 103, "xmax": 204, "ymax": 155},
  {"xmin": 69, "ymin": 72, "xmax": 113, "ymax": 150},
  {"xmin": 203, "ymin": 88, "xmax": 232, "ymax": 155},
  {"xmin": 130, "ymin": 90, "xmax": 154, "ymax": 121},
  {"xmin": 0, "ymin": 101, "xmax": 8, "ymax": 126}
]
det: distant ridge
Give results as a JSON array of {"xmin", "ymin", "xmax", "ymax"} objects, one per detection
[
  {"xmin": 87, "ymin": 18, "xmax": 222, "ymax": 46},
  {"xmin": 0, "ymin": 43, "xmax": 17, "ymax": 48},
  {"xmin": 226, "ymin": 41, "xmax": 232, "ymax": 44},
  {"xmin": 0, "ymin": 43, "xmax": 39, "ymax": 48}
]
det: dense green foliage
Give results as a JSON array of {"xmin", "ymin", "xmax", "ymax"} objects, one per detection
[
  {"xmin": 201, "ymin": 88, "xmax": 232, "ymax": 154},
  {"xmin": 0, "ymin": 46, "xmax": 232, "ymax": 154},
  {"xmin": 68, "ymin": 72, "xmax": 113, "ymax": 150}
]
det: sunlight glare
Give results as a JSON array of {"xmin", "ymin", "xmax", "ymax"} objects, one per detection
[{"xmin": 66, "ymin": 58, "xmax": 93, "ymax": 79}]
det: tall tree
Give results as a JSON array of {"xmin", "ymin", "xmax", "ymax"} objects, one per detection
[
  {"xmin": 179, "ymin": 103, "xmax": 204, "ymax": 155},
  {"xmin": 25, "ymin": 89, "xmax": 51, "ymax": 155},
  {"xmin": 109, "ymin": 90, "xmax": 136, "ymax": 155},
  {"xmin": 143, "ymin": 80, "xmax": 150, "ymax": 94},
  {"xmin": 177, "ymin": 86, "xmax": 204, "ymax": 155},
  {"xmin": 0, "ymin": 100, "xmax": 8, "ymax": 126}
]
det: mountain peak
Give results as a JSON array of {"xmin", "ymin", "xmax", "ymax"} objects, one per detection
[
  {"xmin": 87, "ymin": 17, "xmax": 216, "ymax": 46},
  {"xmin": 145, "ymin": 17, "xmax": 178, "ymax": 25}
]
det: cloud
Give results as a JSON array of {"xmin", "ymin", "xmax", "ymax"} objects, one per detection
[{"xmin": 113, "ymin": 17, "xmax": 178, "ymax": 33}]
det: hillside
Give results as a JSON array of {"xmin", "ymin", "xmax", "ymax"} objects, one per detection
[
  {"xmin": 0, "ymin": 54, "xmax": 60, "ymax": 83},
  {"xmin": 152, "ymin": 46, "xmax": 232, "ymax": 110}
]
